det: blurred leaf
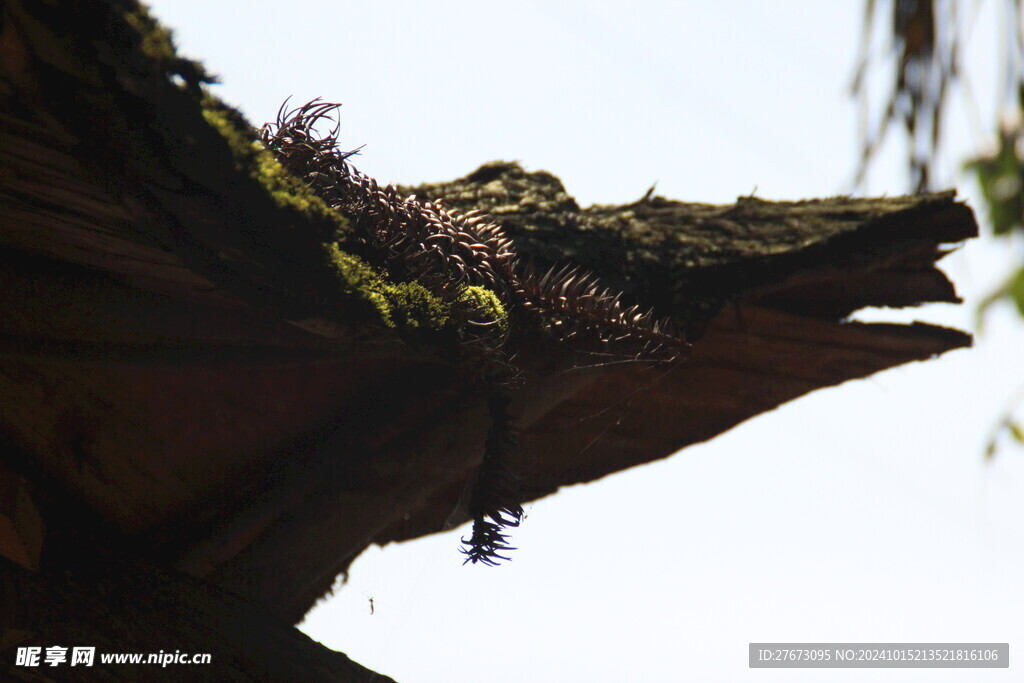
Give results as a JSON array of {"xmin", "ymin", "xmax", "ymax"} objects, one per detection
[
  {"xmin": 1010, "ymin": 422, "xmax": 1024, "ymax": 444},
  {"xmin": 856, "ymin": 1, "xmax": 1024, "ymax": 460},
  {"xmin": 1013, "ymin": 268, "xmax": 1024, "ymax": 317},
  {"xmin": 964, "ymin": 129, "xmax": 1024, "ymax": 236}
]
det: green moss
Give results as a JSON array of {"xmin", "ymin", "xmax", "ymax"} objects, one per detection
[
  {"xmin": 123, "ymin": 8, "xmax": 177, "ymax": 64},
  {"xmin": 122, "ymin": 2, "xmax": 214, "ymax": 91},
  {"xmin": 199, "ymin": 97, "xmax": 508, "ymax": 350},
  {"xmin": 326, "ymin": 245, "xmax": 457, "ymax": 331},
  {"xmin": 326, "ymin": 246, "xmax": 395, "ymax": 326},
  {"xmin": 386, "ymin": 282, "xmax": 454, "ymax": 330},
  {"xmin": 461, "ymin": 285, "xmax": 510, "ymax": 335},
  {"xmin": 200, "ymin": 101, "xmax": 349, "ymax": 240},
  {"xmin": 324, "ymin": 245, "xmax": 512, "ymax": 346},
  {"xmin": 197, "ymin": 92, "xmax": 511, "ymax": 356}
]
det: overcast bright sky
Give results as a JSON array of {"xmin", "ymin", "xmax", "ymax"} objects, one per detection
[{"xmin": 149, "ymin": 2, "xmax": 1024, "ymax": 681}]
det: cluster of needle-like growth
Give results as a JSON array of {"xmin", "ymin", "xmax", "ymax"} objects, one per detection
[
  {"xmin": 458, "ymin": 393, "xmax": 524, "ymax": 566},
  {"xmin": 261, "ymin": 100, "xmax": 690, "ymax": 565}
]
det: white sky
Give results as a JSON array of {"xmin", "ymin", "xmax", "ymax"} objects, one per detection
[{"xmin": 148, "ymin": 2, "xmax": 1024, "ymax": 681}]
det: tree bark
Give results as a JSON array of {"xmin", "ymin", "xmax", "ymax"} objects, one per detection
[{"xmin": 0, "ymin": 0, "xmax": 977, "ymax": 678}]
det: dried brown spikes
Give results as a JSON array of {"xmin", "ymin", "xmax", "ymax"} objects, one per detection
[
  {"xmin": 263, "ymin": 100, "xmax": 516, "ymax": 301},
  {"xmin": 261, "ymin": 98, "xmax": 691, "ymax": 565},
  {"xmin": 460, "ymin": 393, "xmax": 523, "ymax": 566},
  {"xmin": 515, "ymin": 262, "xmax": 689, "ymax": 361},
  {"xmin": 261, "ymin": 98, "xmax": 687, "ymax": 361}
]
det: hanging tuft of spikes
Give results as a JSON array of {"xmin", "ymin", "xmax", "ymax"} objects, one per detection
[
  {"xmin": 459, "ymin": 392, "xmax": 524, "ymax": 566},
  {"xmin": 261, "ymin": 99, "xmax": 690, "ymax": 565}
]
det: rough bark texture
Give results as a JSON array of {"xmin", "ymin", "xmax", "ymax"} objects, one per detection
[
  {"xmin": 408, "ymin": 162, "xmax": 968, "ymax": 322},
  {"xmin": 1, "ymin": 521, "xmax": 395, "ymax": 682},
  {"xmin": 0, "ymin": 0, "xmax": 977, "ymax": 681}
]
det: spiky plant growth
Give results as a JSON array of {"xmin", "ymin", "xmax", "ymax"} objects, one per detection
[
  {"xmin": 261, "ymin": 100, "xmax": 690, "ymax": 565},
  {"xmin": 459, "ymin": 393, "xmax": 524, "ymax": 566}
]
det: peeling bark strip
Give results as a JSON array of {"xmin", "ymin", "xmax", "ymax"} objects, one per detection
[{"xmin": 261, "ymin": 101, "xmax": 689, "ymax": 563}]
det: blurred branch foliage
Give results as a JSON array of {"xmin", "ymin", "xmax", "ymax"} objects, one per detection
[{"xmin": 854, "ymin": 0, "xmax": 1024, "ymax": 455}]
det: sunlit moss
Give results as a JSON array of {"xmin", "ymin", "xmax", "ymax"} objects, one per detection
[
  {"xmin": 201, "ymin": 102, "xmax": 349, "ymax": 239},
  {"xmin": 462, "ymin": 285, "xmax": 509, "ymax": 335},
  {"xmin": 326, "ymin": 245, "xmax": 458, "ymax": 331}
]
